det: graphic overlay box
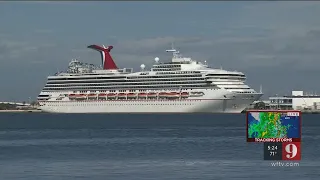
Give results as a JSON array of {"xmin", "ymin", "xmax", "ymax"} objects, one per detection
[
  {"xmin": 282, "ymin": 142, "xmax": 301, "ymax": 161},
  {"xmin": 247, "ymin": 110, "xmax": 301, "ymax": 143},
  {"xmin": 264, "ymin": 142, "xmax": 282, "ymax": 160},
  {"xmin": 264, "ymin": 142, "xmax": 301, "ymax": 161}
]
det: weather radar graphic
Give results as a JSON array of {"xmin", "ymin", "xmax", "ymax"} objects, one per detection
[{"xmin": 247, "ymin": 111, "xmax": 301, "ymax": 142}]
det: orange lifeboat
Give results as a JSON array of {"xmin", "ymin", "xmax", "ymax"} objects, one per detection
[
  {"xmin": 138, "ymin": 93, "xmax": 147, "ymax": 99},
  {"xmin": 117, "ymin": 93, "xmax": 126, "ymax": 99},
  {"xmin": 107, "ymin": 93, "xmax": 116, "ymax": 99},
  {"xmin": 138, "ymin": 93, "xmax": 147, "ymax": 96},
  {"xmin": 158, "ymin": 92, "xmax": 167, "ymax": 98},
  {"xmin": 87, "ymin": 93, "xmax": 97, "ymax": 99},
  {"xmin": 167, "ymin": 92, "xmax": 180, "ymax": 98},
  {"xmin": 147, "ymin": 92, "xmax": 157, "ymax": 98},
  {"xmin": 98, "ymin": 93, "xmax": 107, "ymax": 100},
  {"xmin": 69, "ymin": 94, "xmax": 76, "ymax": 99},
  {"xmin": 180, "ymin": 92, "xmax": 189, "ymax": 98},
  {"xmin": 76, "ymin": 94, "xmax": 86, "ymax": 99},
  {"xmin": 127, "ymin": 93, "xmax": 137, "ymax": 99}
]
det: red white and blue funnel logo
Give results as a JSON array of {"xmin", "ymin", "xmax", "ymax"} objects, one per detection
[{"xmin": 87, "ymin": 44, "xmax": 118, "ymax": 70}]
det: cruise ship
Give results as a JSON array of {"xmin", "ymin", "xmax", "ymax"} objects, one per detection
[{"xmin": 37, "ymin": 44, "xmax": 263, "ymax": 113}]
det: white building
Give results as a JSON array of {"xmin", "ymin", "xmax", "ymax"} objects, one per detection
[
  {"xmin": 0, "ymin": 102, "xmax": 31, "ymax": 106},
  {"xmin": 269, "ymin": 91, "xmax": 320, "ymax": 110}
]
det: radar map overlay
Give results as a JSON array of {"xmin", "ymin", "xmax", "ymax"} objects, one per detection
[
  {"xmin": 247, "ymin": 111, "xmax": 301, "ymax": 142},
  {"xmin": 246, "ymin": 111, "xmax": 302, "ymax": 161}
]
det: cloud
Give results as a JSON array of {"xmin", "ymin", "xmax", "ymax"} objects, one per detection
[
  {"xmin": 0, "ymin": 39, "xmax": 55, "ymax": 61},
  {"xmin": 101, "ymin": 35, "xmax": 265, "ymax": 70},
  {"xmin": 114, "ymin": 37, "xmax": 204, "ymax": 54},
  {"xmin": 15, "ymin": 1, "xmax": 70, "ymax": 5},
  {"xmin": 69, "ymin": 23, "xmax": 320, "ymax": 72},
  {"xmin": 68, "ymin": 37, "xmax": 210, "ymax": 67},
  {"xmin": 2, "ymin": 1, "xmax": 320, "ymax": 101},
  {"xmin": 0, "ymin": 33, "xmax": 7, "ymax": 38},
  {"xmin": 214, "ymin": 37, "xmax": 267, "ymax": 44},
  {"xmin": 34, "ymin": 29, "xmax": 54, "ymax": 34},
  {"xmin": 207, "ymin": 2, "xmax": 320, "ymax": 71},
  {"xmin": 241, "ymin": 1, "xmax": 320, "ymax": 27},
  {"xmin": 28, "ymin": 1, "xmax": 320, "ymax": 73}
]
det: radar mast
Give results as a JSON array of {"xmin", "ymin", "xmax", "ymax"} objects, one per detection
[{"xmin": 165, "ymin": 42, "xmax": 181, "ymax": 58}]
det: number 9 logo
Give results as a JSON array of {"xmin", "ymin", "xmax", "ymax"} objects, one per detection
[{"xmin": 285, "ymin": 143, "xmax": 297, "ymax": 159}]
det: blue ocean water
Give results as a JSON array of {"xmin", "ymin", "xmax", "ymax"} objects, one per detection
[{"xmin": 0, "ymin": 113, "xmax": 319, "ymax": 179}]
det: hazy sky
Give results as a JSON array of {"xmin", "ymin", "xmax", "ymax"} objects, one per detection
[{"xmin": 1, "ymin": 1, "xmax": 320, "ymax": 101}]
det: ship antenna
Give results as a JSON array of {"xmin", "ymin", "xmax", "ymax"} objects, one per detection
[
  {"xmin": 165, "ymin": 42, "xmax": 178, "ymax": 58},
  {"xmin": 260, "ymin": 84, "xmax": 263, "ymax": 93}
]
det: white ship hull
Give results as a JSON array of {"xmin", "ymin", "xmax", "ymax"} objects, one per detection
[
  {"xmin": 38, "ymin": 44, "xmax": 264, "ymax": 114},
  {"xmin": 39, "ymin": 90, "xmax": 262, "ymax": 113}
]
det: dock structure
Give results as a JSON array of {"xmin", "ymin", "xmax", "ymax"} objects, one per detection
[{"xmin": 248, "ymin": 90, "xmax": 320, "ymax": 112}]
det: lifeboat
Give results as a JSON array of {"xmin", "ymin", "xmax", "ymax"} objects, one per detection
[
  {"xmin": 76, "ymin": 94, "xmax": 86, "ymax": 99},
  {"xmin": 98, "ymin": 93, "xmax": 107, "ymax": 100},
  {"xmin": 180, "ymin": 92, "xmax": 189, "ymax": 98},
  {"xmin": 138, "ymin": 93, "xmax": 147, "ymax": 96},
  {"xmin": 138, "ymin": 93, "xmax": 147, "ymax": 99},
  {"xmin": 167, "ymin": 92, "xmax": 180, "ymax": 98},
  {"xmin": 117, "ymin": 93, "xmax": 126, "ymax": 99},
  {"xmin": 158, "ymin": 92, "xmax": 167, "ymax": 98},
  {"xmin": 87, "ymin": 93, "xmax": 97, "ymax": 99},
  {"xmin": 127, "ymin": 93, "xmax": 137, "ymax": 99},
  {"xmin": 68, "ymin": 94, "xmax": 76, "ymax": 99},
  {"xmin": 107, "ymin": 93, "xmax": 116, "ymax": 99},
  {"xmin": 147, "ymin": 92, "xmax": 157, "ymax": 98}
]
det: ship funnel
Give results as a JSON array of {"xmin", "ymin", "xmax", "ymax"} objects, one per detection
[{"xmin": 87, "ymin": 45, "xmax": 118, "ymax": 70}]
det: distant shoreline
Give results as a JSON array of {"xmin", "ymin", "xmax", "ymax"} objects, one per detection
[
  {"xmin": 1, "ymin": 109, "xmax": 319, "ymax": 114},
  {"xmin": 0, "ymin": 110, "xmax": 42, "ymax": 113},
  {"xmin": 243, "ymin": 109, "xmax": 320, "ymax": 114}
]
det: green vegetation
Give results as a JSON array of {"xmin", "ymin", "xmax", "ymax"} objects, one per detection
[
  {"xmin": 30, "ymin": 101, "xmax": 39, "ymax": 106},
  {"xmin": 248, "ymin": 112, "xmax": 291, "ymax": 138},
  {"xmin": 254, "ymin": 101, "xmax": 266, "ymax": 109},
  {"xmin": 0, "ymin": 103, "xmax": 18, "ymax": 110}
]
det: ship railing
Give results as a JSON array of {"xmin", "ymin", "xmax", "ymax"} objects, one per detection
[{"xmin": 120, "ymin": 68, "xmax": 133, "ymax": 73}]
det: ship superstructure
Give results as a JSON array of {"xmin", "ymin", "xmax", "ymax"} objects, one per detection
[{"xmin": 37, "ymin": 44, "xmax": 263, "ymax": 113}]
